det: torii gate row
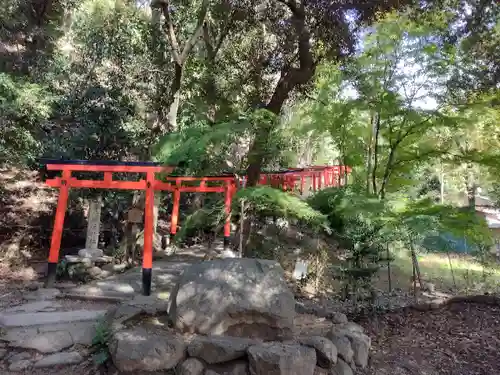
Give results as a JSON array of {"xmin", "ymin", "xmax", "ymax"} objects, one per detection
[{"xmin": 40, "ymin": 159, "xmax": 351, "ymax": 295}]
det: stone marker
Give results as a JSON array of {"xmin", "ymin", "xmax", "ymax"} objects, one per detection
[
  {"xmin": 85, "ymin": 195, "xmax": 102, "ymax": 250},
  {"xmin": 169, "ymin": 258, "xmax": 295, "ymax": 341},
  {"xmin": 34, "ymin": 351, "xmax": 83, "ymax": 368}
]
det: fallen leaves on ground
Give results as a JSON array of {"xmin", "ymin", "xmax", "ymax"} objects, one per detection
[{"xmin": 358, "ymin": 301, "xmax": 500, "ymax": 375}]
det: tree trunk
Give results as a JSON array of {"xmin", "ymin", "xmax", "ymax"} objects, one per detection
[
  {"xmin": 166, "ymin": 63, "xmax": 183, "ymax": 132},
  {"xmin": 371, "ymin": 113, "xmax": 381, "ymax": 195},
  {"xmin": 245, "ymin": 2, "xmax": 315, "ymax": 186},
  {"xmin": 379, "ymin": 145, "xmax": 397, "ymax": 200},
  {"xmin": 366, "ymin": 114, "xmax": 374, "ymax": 193},
  {"xmin": 466, "ymin": 162, "xmax": 476, "ymax": 209}
]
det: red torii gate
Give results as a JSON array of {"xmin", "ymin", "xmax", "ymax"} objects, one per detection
[{"xmin": 41, "ymin": 160, "xmax": 351, "ymax": 295}]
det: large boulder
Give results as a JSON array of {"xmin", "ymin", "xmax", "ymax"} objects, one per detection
[{"xmin": 168, "ymin": 258, "xmax": 295, "ymax": 341}]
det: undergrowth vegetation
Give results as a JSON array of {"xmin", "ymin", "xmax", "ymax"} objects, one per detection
[{"xmin": 1, "ymin": 0, "xmax": 499, "ymax": 303}]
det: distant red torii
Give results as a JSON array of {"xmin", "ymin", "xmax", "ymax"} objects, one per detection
[{"xmin": 40, "ymin": 159, "xmax": 351, "ymax": 295}]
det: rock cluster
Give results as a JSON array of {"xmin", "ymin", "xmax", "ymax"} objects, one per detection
[
  {"xmin": 63, "ymin": 248, "xmax": 126, "ymax": 280},
  {"xmin": 110, "ymin": 321, "xmax": 370, "ymax": 375},
  {"xmin": 108, "ymin": 258, "xmax": 371, "ymax": 375}
]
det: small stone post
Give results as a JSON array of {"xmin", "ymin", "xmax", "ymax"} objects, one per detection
[{"xmin": 85, "ymin": 194, "xmax": 102, "ymax": 250}]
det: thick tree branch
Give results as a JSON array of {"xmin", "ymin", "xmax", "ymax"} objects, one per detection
[
  {"xmin": 180, "ymin": 0, "xmax": 209, "ymax": 63},
  {"xmin": 266, "ymin": 0, "xmax": 314, "ymax": 113},
  {"xmin": 153, "ymin": 0, "xmax": 209, "ymax": 65}
]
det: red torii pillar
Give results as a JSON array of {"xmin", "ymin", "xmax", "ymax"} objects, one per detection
[{"xmin": 42, "ymin": 160, "xmax": 175, "ymax": 296}]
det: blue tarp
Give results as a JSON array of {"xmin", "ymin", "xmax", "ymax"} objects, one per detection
[{"xmin": 422, "ymin": 232, "xmax": 479, "ymax": 254}]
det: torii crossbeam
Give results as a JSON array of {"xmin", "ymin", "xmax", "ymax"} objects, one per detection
[{"xmin": 41, "ymin": 159, "xmax": 351, "ymax": 296}]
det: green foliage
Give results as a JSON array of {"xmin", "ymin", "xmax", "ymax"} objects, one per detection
[
  {"xmin": 56, "ymin": 259, "xmax": 68, "ymax": 278},
  {"xmin": 234, "ymin": 186, "xmax": 327, "ymax": 230},
  {"xmin": 173, "ymin": 202, "xmax": 226, "ymax": 244},
  {"xmin": 0, "ymin": 73, "xmax": 56, "ymax": 164},
  {"xmin": 308, "ymin": 187, "xmax": 389, "ymax": 233},
  {"xmin": 393, "ymin": 198, "xmax": 493, "ymax": 249},
  {"xmin": 155, "ymin": 109, "xmax": 295, "ymax": 175},
  {"xmin": 91, "ymin": 319, "xmax": 111, "ymax": 365},
  {"xmin": 308, "ymin": 187, "xmax": 390, "ymax": 298}
]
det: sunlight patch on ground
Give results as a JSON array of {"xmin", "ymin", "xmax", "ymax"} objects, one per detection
[{"xmin": 386, "ymin": 250, "xmax": 500, "ymax": 293}]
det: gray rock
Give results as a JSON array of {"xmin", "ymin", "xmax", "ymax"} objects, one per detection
[
  {"xmin": 327, "ymin": 335, "xmax": 353, "ymax": 364},
  {"xmin": 95, "ymin": 256, "xmax": 114, "ymax": 264},
  {"xmin": 9, "ymin": 359, "xmax": 32, "ymax": 371},
  {"xmin": 8, "ymin": 351, "xmax": 32, "ymax": 362},
  {"xmin": 176, "ymin": 357, "xmax": 205, "ymax": 375},
  {"xmin": 423, "ymin": 282, "xmax": 435, "ymax": 293},
  {"xmin": 331, "ymin": 358, "xmax": 353, "ymax": 375},
  {"xmin": 327, "ymin": 323, "xmax": 370, "ymax": 368},
  {"xmin": 24, "ymin": 288, "xmax": 61, "ymax": 301},
  {"xmin": 88, "ymin": 266, "xmax": 102, "ymax": 278},
  {"xmin": 78, "ymin": 248, "xmax": 104, "ymax": 258},
  {"xmin": 169, "ymin": 258, "xmax": 295, "ymax": 341},
  {"xmin": 33, "ymin": 351, "xmax": 83, "ymax": 368},
  {"xmin": 0, "ymin": 348, "xmax": 7, "ymax": 359},
  {"xmin": 248, "ymin": 343, "xmax": 316, "ymax": 375},
  {"xmin": 346, "ymin": 332, "xmax": 370, "ymax": 368},
  {"xmin": 208, "ymin": 359, "xmax": 250, "ymax": 375},
  {"xmin": 205, "ymin": 371, "xmax": 221, "ymax": 375},
  {"xmin": 0, "ymin": 309, "xmax": 107, "ymax": 327},
  {"xmin": 331, "ymin": 312, "xmax": 348, "ymax": 325},
  {"xmin": 109, "ymin": 328, "xmax": 186, "ymax": 372},
  {"xmin": 113, "ymin": 263, "xmax": 127, "ymax": 273},
  {"xmin": 187, "ymin": 336, "xmax": 257, "ymax": 364},
  {"xmin": 331, "ymin": 322, "xmax": 364, "ymax": 335},
  {"xmin": 10, "ymin": 330, "xmax": 73, "ymax": 353},
  {"xmin": 81, "ymin": 258, "xmax": 94, "ymax": 268},
  {"xmin": 297, "ymin": 336, "xmax": 337, "ymax": 368},
  {"xmin": 314, "ymin": 367, "xmax": 329, "ymax": 375},
  {"xmin": 65, "ymin": 255, "xmax": 82, "ymax": 264},
  {"xmin": 97, "ymin": 270, "xmax": 113, "ymax": 279}
]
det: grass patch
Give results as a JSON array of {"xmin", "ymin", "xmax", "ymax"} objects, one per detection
[{"xmin": 376, "ymin": 249, "xmax": 500, "ymax": 294}]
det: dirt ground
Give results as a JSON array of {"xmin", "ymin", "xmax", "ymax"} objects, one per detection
[{"xmin": 357, "ymin": 301, "xmax": 500, "ymax": 375}]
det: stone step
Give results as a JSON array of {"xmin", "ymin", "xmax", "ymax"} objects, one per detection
[
  {"xmin": 5, "ymin": 321, "xmax": 99, "ymax": 347},
  {"xmin": 0, "ymin": 309, "xmax": 107, "ymax": 327},
  {"xmin": 2, "ymin": 301, "xmax": 62, "ymax": 314}
]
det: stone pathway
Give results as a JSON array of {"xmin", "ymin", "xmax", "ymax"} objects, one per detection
[
  {"xmin": 0, "ymin": 293, "xmax": 112, "ymax": 373},
  {"xmin": 62, "ymin": 247, "xmax": 208, "ymax": 301},
  {"xmin": 0, "ymin": 247, "xmax": 211, "ymax": 373}
]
